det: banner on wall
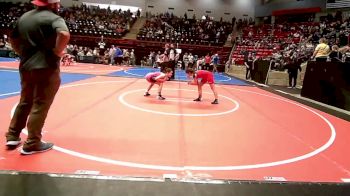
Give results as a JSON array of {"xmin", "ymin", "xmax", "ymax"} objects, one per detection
[{"xmin": 327, "ymin": 0, "xmax": 350, "ymax": 9}]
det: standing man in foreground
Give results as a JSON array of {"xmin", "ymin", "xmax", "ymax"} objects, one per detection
[{"xmin": 5, "ymin": 0, "xmax": 70, "ymax": 155}]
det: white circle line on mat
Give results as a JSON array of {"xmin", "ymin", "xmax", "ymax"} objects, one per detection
[
  {"xmin": 7, "ymin": 80, "xmax": 336, "ymax": 171},
  {"xmin": 123, "ymin": 68, "xmax": 232, "ymax": 82},
  {"xmin": 118, "ymin": 88, "xmax": 239, "ymax": 117}
]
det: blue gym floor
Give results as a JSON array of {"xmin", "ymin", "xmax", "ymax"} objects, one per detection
[
  {"xmin": 109, "ymin": 67, "xmax": 248, "ymax": 86},
  {"xmin": 0, "ymin": 57, "xmax": 18, "ymax": 62},
  {"xmin": 0, "ymin": 60, "xmax": 248, "ymax": 100},
  {"xmin": 0, "ymin": 69, "xmax": 94, "ymax": 99}
]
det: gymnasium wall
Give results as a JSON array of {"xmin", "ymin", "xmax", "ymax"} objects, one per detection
[
  {"xmin": 144, "ymin": 0, "xmax": 255, "ymax": 21},
  {"xmin": 255, "ymin": 0, "xmax": 326, "ymax": 17},
  {"xmin": 1, "ymin": 0, "xmax": 255, "ymax": 21},
  {"xmin": 63, "ymin": 0, "xmax": 147, "ymax": 11}
]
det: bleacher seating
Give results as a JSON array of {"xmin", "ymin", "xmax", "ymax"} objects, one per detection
[
  {"xmin": 137, "ymin": 13, "xmax": 232, "ymax": 46},
  {"xmin": 0, "ymin": 2, "xmax": 136, "ymax": 39},
  {"xmin": 231, "ymin": 22, "xmax": 321, "ymax": 66}
]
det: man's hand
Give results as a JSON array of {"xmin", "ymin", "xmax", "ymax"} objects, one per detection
[
  {"xmin": 54, "ymin": 31, "xmax": 70, "ymax": 58},
  {"xmin": 9, "ymin": 37, "xmax": 21, "ymax": 55},
  {"xmin": 52, "ymin": 48, "xmax": 65, "ymax": 57}
]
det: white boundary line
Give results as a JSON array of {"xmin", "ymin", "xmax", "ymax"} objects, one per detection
[
  {"xmin": 119, "ymin": 88, "xmax": 239, "ymax": 117},
  {"xmin": 124, "ymin": 69, "xmax": 145, "ymax": 77},
  {"xmin": 63, "ymin": 69, "xmax": 122, "ymax": 73},
  {"xmin": 341, "ymin": 178, "xmax": 350, "ymax": 182},
  {"xmin": 6, "ymin": 80, "xmax": 336, "ymax": 171},
  {"xmin": 0, "ymin": 92, "xmax": 20, "ymax": 97},
  {"xmin": 0, "ymin": 67, "xmax": 122, "ymax": 74},
  {"xmin": 0, "ymin": 70, "xmax": 19, "ymax": 73},
  {"xmin": 163, "ymin": 97, "xmax": 200, "ymax": 103},
  {"xmin": 0, "ymin": 70, "xmax": 20, "ymax": 97},
  {"xmin": 123, "ymin": 68, "xmax": 232, "ymax": 82}
]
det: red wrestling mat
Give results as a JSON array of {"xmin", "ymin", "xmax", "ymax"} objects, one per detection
[
  {"xmin": 1, "ymin": 76, "xmax": 350, "ymax": 183},
  {"xmin": 0, "ymin": 62, "xmax": 19, "ymax": 70}
]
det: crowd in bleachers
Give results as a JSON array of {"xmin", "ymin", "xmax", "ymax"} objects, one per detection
[
  {"xmin": 0, "ymin": 2, "xmax": 136, "ymax": 39},
  {"xmin": 232, "ymin": 22, "xmax": 316, "ymax": 67},
  {"xmin": 137, "ymin": 12, "xmax": 233, "ymax": 46},
  {"xmin": 0, "ymin": 2, "xmax": 233, "ymax": 66},
  {"xmin": 63, "ymin": 43, "xmax": 136, "ymax": 66},
  {"xmin": 3, "ymin": 1, "xmax": 350, "ymax": 74},
  {"xmin": 231, "ymin": 11, "xmax": 350, "ymax": 71},
  {"xmin": 0, "ymin": 2, "xmax": 31, "ymax": 29},
  {"xmin": 0, "ymin": 35, "xmax": 11, "ymax": 50},
  {"xmin": 140, "ymin": 44, "xmax": 221, "ymax": 72},
  {"xmin": 61, "ymin": 4, "xmax": 137, "ymax": 38},
  {"xmin": 0, "ymin": 2, "xmax": 140, "ymax": 63}
]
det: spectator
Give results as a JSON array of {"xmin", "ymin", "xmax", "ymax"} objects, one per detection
[
  {"xmin": 0, "ymin": 38, "xmax": 5, "ymax": 49},
  {"xmin": 212, "ymin": 53, "xmax": 220, "ymax": 73},
  {"xmin": 285, "ymin": 57, "xmax": 302, "ymax": 89},
  {"xmin": 244, "ymin": 52, "xmax": 254, "ymax": 80},
  {"xmin": 204, "ymin": 53, "xmax": 211, "ymax": 70},
  {"xmin": 115, "ymin": 46, "xmax": 123, "ymax": 65},
  {"xmin": 98, "ymin": 36, "xmax": 106, "ymax": 55},
  {"xmin": 108, "ymin": 45, "xmax": 116, "ymax": 65},
  {"xmin": 129, "ymin": 49, "xmax": 136, "ymax": 66},
  {"xmin": 312, "ymin": 38, "xmax": 330, "ymax": 62},
  {"xmin": 123, "ymin": 49, "xmax": 130, "ymax": 65},
  {"xmin": 329, "ymin": 45, "xmax": 343, "ymax": 62}
]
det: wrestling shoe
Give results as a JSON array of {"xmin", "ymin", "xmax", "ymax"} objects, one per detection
[
  {"xmin": 193, "ymin": 97, "xmax": 201, "ymax": 102},
  {"xmin": 157, "ymin": 95, "xmax": 166, "ymax": 100},
  {"xmin": 211, "ymin": 99, "xmax": 219, "ymax": 104}
]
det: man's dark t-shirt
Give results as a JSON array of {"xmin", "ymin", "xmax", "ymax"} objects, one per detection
[{"xmin": 12, "ymin": 9, "xmax": 68, "ymax": 71}]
